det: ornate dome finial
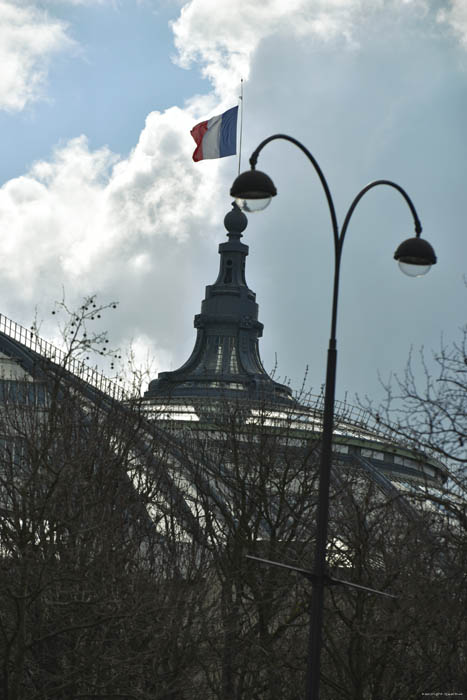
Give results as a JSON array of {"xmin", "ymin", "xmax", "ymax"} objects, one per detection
[{"xmin": 224, "ymin": 201, "xmax": 248, "ymax": 238}]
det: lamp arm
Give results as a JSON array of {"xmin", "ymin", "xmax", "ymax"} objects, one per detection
[
  {"xmin": 249, "ymin": 134, "xmax": 340, "ymax": 252},
  {"xmin": 326, "ymin": 179, "xmax": 422, "ymax": 344},
  {"xmin": 340, "ymin": 179, "xmax": 422, "ymax": 252}
]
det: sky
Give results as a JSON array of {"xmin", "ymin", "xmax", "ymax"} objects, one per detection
[{"xmin": 0, "ymin": 0, "xmax": 466, "ymax": 407}]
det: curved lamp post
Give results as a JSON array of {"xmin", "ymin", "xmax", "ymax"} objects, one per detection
[{"xmin": 230, "ymin": 134, "xmax": 437, "ymax": 700}]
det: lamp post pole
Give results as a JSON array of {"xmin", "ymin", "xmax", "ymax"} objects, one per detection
[{"xmin": 230, "ymin": 135, "xmax": 437, "ymax": 700}]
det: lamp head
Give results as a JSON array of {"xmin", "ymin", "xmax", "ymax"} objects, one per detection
[
  {"xmin": 230, "ymin": 169, "xmax": 277, "ymax": 213},
  {"xmin": 394, "ymin": 237, "xmax": 437, "ymax": 277}
]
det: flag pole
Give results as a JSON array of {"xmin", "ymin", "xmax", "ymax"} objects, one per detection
[{"xmin": 238, "ymin": 78, "xmax": 244, "ymax": 175}]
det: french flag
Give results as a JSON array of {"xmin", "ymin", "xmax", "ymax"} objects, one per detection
[{"xmin": 191, "ymin": 106, "xmax": 238, "ymax": 162}]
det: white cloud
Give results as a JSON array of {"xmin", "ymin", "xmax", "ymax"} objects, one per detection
[
  {"xmin": 0, "ymin": 0, "xmax": 73, "ymax": 111},
  {"xmin": 171, "ymin": 0, "xmax": 440, "ymax": 103},
  {"xmin": 107, "ymin": 108, "xmax": 221, "ymax": 242},
  {"xmin": 0, "ymin": 105, "xmax": 221, "ymax": 294},
  {"xmin": 0, "ymin": 103, "xmax": 227, "ymax": 374},
  {"xmin": 438, "ymin": 0, "xmax": 467, "ymax": 48}
]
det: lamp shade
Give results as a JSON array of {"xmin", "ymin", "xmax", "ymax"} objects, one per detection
[
  {"xmin": 230, "ymin": 169, "xmax": 277, "ymax": 212},
  {"xmin": 394, "ymin": 237, "xmax": 437, "ymax": 277}
]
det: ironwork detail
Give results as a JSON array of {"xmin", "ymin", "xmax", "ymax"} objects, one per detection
[{"xmin": 0, "ymin": 313, "xmax": 126, "ymax": 402}]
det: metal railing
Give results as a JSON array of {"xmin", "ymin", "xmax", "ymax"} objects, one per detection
[
  {"xmin": 0, "ymin": 312, "xmax": 398, "ymax": 442},
  {"xmin": 0, "ymin": 313, "xmax": 127, "ymax": 402},
  {"xmin": 308, "ymin": 392, "xmax": 389, "ymax": 439}
]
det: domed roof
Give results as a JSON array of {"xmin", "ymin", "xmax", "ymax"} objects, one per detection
[{"xmin": 144, "ymin": 204, "xmax": 293, "ymax": 405}]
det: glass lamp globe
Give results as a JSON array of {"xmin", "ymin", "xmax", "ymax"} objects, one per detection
[
  {"xmin": 398, "ymin": 261, "xmax": 432, "ymax": 277},
  {"xmin": 234, "ymin": 196, "xmax": 272, "ymax": 213}
]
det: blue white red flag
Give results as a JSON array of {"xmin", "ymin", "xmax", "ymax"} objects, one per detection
[{"xmin": 191, "ymin": 106, "xmax": 238, "ymax": 162}]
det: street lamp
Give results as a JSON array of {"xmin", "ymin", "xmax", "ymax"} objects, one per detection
[{"xmin": 230, "ymin": 134, "xmax": 437, "ymax": 700}]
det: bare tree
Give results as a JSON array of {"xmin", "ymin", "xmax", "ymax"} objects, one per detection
[
  {"xmin": 168, "ymin": 395, "xmax": 467, "ymax": 700},
  {"xmin": 351, "ymin": 322, "xmax": 467, "ymax": 698},
  {"xmin": 162, "ymin": 398, "xmax": 319, "ymax": 700},
  {"xmin": 0, "ymin": 303, "xmax": 207, "ymax": 700},
  {"xmin": 323, "ymin": 464, "xmax": 467, "ymax": 699},
  {"xmin": 2, "ymin": 300, "xmax": 466, "ymax": 699}
]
